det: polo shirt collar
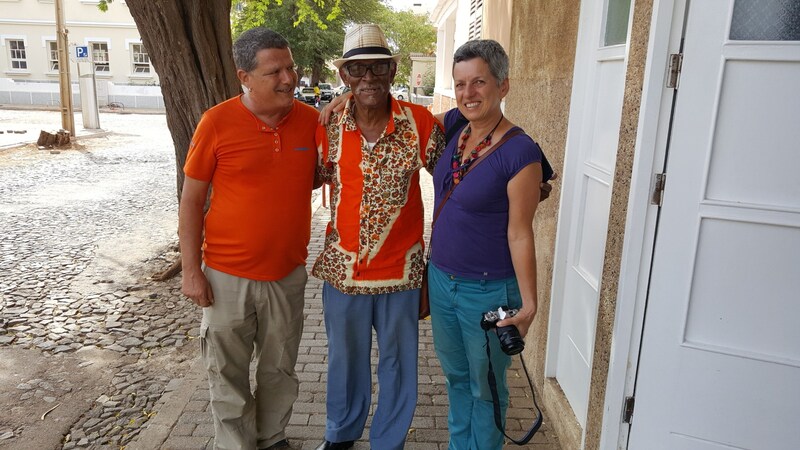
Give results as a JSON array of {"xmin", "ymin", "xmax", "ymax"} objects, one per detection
[{"xmin": 238, "ymin": 94, "xmax": 295, "ymax": 132}]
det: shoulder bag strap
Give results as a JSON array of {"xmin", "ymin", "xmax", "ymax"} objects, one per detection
[
  {"xmin": 431, "ymin": 127, "xmax": 523, "ymax": 226},
  {"xmin": 426, "ymin": 127, "xmax": 524, "ymax": 259}
]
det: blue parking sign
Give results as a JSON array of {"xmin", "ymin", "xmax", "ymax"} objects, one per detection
[{"xmin": 76, "ymin": 46, "xmax": 89, "ymax": 58}]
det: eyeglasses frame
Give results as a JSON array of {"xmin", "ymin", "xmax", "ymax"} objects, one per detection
[{"xmin": 343, "ymin": 60, "xmax": 394, "ymax": 78}]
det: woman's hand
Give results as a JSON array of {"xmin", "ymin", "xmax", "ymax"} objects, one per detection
[
  {"xmin": 497, "ymin": 306, "xmax": 537, "ymax": 338},
  {"xmin": 318, "ymin": 91, "xmax": 352, "ymax": 125}
]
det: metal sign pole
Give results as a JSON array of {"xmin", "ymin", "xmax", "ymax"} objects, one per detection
[{"xmin": 54, "ymin": 0, "xmax": 75, "ymax": 136}]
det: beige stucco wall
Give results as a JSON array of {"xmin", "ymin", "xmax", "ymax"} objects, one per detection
[
  {"xmin": 584, "ymin": 1, "xmax": 654, "ymax": 449},
  {"xmin": 503, "ymin": 1, "xmax": 583, "ymax": 448},
  {"xmin": 481, "ymin": 0, "xmax": 513, "ymax": 52},
  {"xmin": 504, "ymin": 0, "xmax": 657, "ymax": 449}
]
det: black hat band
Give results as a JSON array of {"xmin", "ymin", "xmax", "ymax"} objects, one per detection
[{"xmin": 342, "ymin": 46, "xmax": 393, "ymax": 59}]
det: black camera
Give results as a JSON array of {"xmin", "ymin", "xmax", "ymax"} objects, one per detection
[{"xmin": 480, "ymin": 307, "xmax": 525, "ymax": 355}]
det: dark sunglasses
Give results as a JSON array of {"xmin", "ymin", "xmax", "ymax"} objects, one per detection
[{"xmin": 344, "ymin": 61, "xmax": 392, "ymax": 77}]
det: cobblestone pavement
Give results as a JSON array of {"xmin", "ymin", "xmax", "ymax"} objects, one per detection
[
  {"xmin": 1, "ymin": 109, "xmax": 200, "ymax": 449},
  {"xmin": 129, "ymin": 179, "xmax": 562, "ymax": 450}
]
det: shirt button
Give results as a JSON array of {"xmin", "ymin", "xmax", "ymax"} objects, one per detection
[
  {"xmin": 274, "ymin": 148, "xmax": 279, "ymax": 152},
  {"xmin": 450, "ymin": 275, "xmax": 455, "ymax": 280}
]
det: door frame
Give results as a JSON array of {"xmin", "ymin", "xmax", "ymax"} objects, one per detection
[
  {"xmin": 546, "ymin": 0, "xmax": 633, "ymax": 431},
  {"xmin": 597, "ymin": 0, "xmax": 689, "ymax": 449}
]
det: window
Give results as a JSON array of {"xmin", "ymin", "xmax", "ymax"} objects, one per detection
[
  {"xmin": 469, "ymin": 0, "xmax": 483, "ymax": 15},
  {"xmin": 604, "ymin": 0, "xmax": 632, "ymax": 46},
  {"xmin": 48, "ymin": 41, "xmax": 59, "ymax": 71},
  {"xmin": 91, "ymin": 42, "xmax": 110, "ymax": 72},
  {"xmin": 468, "ymin": 0, "xmax": 483, "ymax": 40},
  {"xmin": 730, "ymin": 0, "xmax": 800, "ymax": 41},
  {"xmin": 8, "ymin": 39, "xmax": 27, "ymax": 70},
  {"xmin": 131, "ymin": 43, "xmax": 151, "ymax": 74}
]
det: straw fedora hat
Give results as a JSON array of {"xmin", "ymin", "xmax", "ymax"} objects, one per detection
[{"xmin": 332, "ymin": 24, "xmax": 401, "ymax": 69}]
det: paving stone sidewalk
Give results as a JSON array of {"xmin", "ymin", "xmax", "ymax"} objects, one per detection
[{"xmin": 130, "ymin": 176, "xmax": 562, "ymax": 450}]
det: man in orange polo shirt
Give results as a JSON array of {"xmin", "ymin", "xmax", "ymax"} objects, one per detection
[
  {"xmin": 313, "ymin": 24, "xmax": 445, "ymax": 450},
  {"xmin": 179, "ymin": 28, "xmax": 318, "ymax": 450}
]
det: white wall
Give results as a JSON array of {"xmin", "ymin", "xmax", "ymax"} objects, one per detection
[
  {"xmin": 0, "ymin": 0, "xmax": 158, "ymax": 86},
  {"xmin": 430, "ymin": 0, "xmax": 512, "ymax": 101},
  {"xmin": 0, "ymin": 77, "xmax": 165, "ymax": 110}
]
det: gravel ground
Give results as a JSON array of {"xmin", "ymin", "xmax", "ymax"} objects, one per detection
[{"xmin": 0, "ymin": 108, "xmax": 201, "ymax": 449}]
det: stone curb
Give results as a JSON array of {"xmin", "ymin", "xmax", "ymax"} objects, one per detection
[{"xmin": 127, "ymin": 358, "xmax": 205, "ymax": 450}]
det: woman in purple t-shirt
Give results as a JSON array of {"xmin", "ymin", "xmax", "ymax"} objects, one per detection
[{"xmin": 427, "ymin": 39, "xmax": 543, "ymax": 450}]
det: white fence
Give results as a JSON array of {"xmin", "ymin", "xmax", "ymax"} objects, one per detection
[
  {"xmin": 0, "ymin": 78, "xmax": 165, "ymax": 111},
  {"xmin": 1, "ymin": 77, "xmax": 432, "ymax": 112}
]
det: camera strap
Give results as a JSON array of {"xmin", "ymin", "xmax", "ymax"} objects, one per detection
[{"xmin": 484, "ymin": 331, "xmax": 543, "ymax": 445}]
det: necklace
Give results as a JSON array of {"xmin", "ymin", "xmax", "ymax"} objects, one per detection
[{"xmin": 451, "ymin": 115, "xmax": 504, "ymax": 185}]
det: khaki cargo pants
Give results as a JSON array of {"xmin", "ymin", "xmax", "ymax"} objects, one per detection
[{"xmin": 201, "ymin": 265, "xmax": 307, "ymax": 450}]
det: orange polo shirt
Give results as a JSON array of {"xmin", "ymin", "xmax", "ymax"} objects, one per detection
[
  {"xmin": 313, "ymin": 98, "xmax": 445, "ymax": 295},
  {"xmin": 184, "ymin": 96, "xmax": 319, "ymax": 281}
]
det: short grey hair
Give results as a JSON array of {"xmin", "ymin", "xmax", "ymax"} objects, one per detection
[
  {"xmin": 233, "ymin": 28, "xmax": 290, "ymax": 72},
  {"xmin": 452, "ymin": 39, "xmax": 509, "ymax": 85}
]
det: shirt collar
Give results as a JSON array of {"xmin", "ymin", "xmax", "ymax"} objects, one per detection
[
  {"xmin": 338, "ymin": 96, "xmax": 410, "ymax": 136},
  {"xmin": 238, "ymin": 94, "xmax": 295, "ymax": 132}
]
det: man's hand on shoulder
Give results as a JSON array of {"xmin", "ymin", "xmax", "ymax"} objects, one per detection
[
  {"xmin": 539, "ymin": 172, "xmax": 558, "ymax": 202},
  {"xmin": 319, "ymin": 91, "xmax": 351, "ymax": 125}
]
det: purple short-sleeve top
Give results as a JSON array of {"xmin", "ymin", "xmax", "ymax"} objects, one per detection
[{"xmin": 430, "ymin": 109, "xmax": 542, "ymax": 280}]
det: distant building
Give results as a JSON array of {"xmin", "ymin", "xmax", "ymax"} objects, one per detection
[
  {"xmin": 0, "ymin": 0, "xmax": 164, "ymax": 110},
  {"xmin": 429, "ymin": 0, "xmax": 512, "ymax": 111},
  {"xmin": 408, "ymin": 52, "xmax": 434, "ymax": 95}
]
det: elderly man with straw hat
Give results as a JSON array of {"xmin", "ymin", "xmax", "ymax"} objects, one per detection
[{"xmin": 312, "ymin": 23, "xmax": 445, "ymax": 450}]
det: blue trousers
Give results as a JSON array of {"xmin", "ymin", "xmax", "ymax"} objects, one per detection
[
  {"xmin": 322, "ymin": 283, "xmax": 419, "ymax": 450},
  {"xmin": 428, "ymin": 262, "xmax": 523, "ymax": 450}
]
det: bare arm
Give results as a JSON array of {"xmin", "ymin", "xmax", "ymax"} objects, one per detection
[
  {"xmin": 179, "ymin": 176, "xmax": 214, "ymax": 307},
  {"xmin": 497, "ymin": 163, "xmax": 542, "ymax": 338}
]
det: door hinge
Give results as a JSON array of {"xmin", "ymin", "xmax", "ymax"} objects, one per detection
[
  {"xmin": 650, "ymin": 173, "xmax": 667, "ymax": 206},
  {"xmin": 623, "ymin": 396, "xmax": 635, "ymax": 424},
  {"xmin": 666, "ymin": 53, "xmax": 683, "ymax": 89}
]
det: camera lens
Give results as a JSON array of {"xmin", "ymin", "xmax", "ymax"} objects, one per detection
[{"xmin": 496, "ymin": 325, "xmax": 525, "ymax": 355}]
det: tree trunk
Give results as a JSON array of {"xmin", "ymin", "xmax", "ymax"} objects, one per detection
[
  {"xmin": 124, "ymin": 0, "xmax": 241, "ymax": 201},
  {"xmin": 311, "ymin": 58, "xmax": 323, "ymax": 85},
  {"xmin": 123, "ymin": 1, "xmax": 240, "ymax": 279}
]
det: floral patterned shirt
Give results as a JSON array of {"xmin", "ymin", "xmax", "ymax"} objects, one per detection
[{"xmin": 313, "ymin": 98, "xmax": 445, "ymax": 295}]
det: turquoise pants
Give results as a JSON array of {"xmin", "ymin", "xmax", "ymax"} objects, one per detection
[{"xmin": 428, "ymin": 262, "xmax": 522, "ymax": 450}]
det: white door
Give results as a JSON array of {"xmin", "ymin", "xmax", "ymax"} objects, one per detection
[
  {"xmin": 548, "ymin": 0, "xmax": 632, "ymax": 428},
  {"xmin": 629, "ymin": 1, "xmax": 800, "ymax": 449}
]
